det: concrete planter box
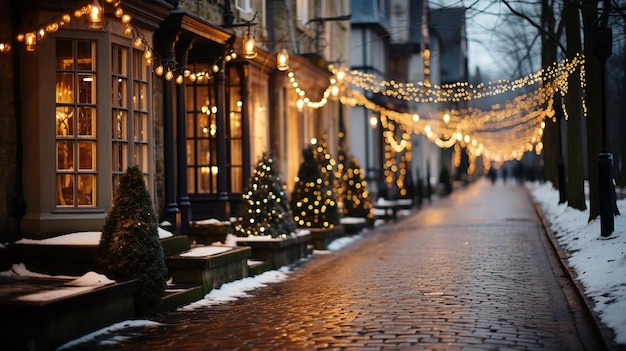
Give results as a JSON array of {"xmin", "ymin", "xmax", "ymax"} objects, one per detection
[
  {"xmin": 341, "ymin": 218, "xmax": 372, "ymax": 234},
  {"xmin": 188, "ymin": 221, "xmax": 231, "ymax": 244},
  {"xmin": 235, "ymin": 231, "xmax": 311, "ymax": 269},
  {"xmin": 307, "ymin": 225, "xmax": 346, "ymax": 250},
  {"xmin": 167, "ymin": 246, "xmax": 251, "ymax": 294},
  {"xmin": 0, "ymin": 278, "xmax": 137, "ymax": 350},
  {"xmin": 13, "ymin": 235, "xmax": 191, "ymax": 276}
]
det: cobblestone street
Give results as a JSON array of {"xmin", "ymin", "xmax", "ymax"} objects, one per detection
[{"xmin": 63, "ymin": 180, "xmax": 604, "ymax": 350}]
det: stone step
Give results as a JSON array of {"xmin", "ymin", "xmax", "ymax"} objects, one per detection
[
  {"xmin": 161, "ymin": 284, "xmax": 204, "ymax": 312},
  {"xmin": 166, "ymin": 246, "xmax": 251, "ymax": 293},
  {"xmin": 0, "ymin": 277, "xmax": 137, "ymax": 350},
  {"xmin": 248, "ymin": 260, "xmax": 272, "ymax": 276}
]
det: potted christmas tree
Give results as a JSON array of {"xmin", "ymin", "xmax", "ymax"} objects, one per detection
[
  {"xmin": 291, "ymin": 144, "xmax": 343, "ymax": 249},
  {"xmin": 337, "ymin": 152, "xmax": 374, "ymax": 233},
  {"xmin": 97, "ymin": 166, "xmax": 168, "ymax": 316},
  {"xmin": 235, "ymin": 152, "xmax": 296, "ymax": 238},
  {"xmin": 234, "ymin": 153, "xmax": 310, "ymax": 268}
]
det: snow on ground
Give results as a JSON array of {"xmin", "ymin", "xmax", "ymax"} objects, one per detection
[
  {"xmin": 528, "ymin": 182, "xmax": 626, "ymax": 345},
  {"xmin": 56, "ymin": 320, "xmax": 162, "ymax": 350}
]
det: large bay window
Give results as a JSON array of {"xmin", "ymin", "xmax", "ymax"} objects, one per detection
[
  {"xmin": 55, "ymin": 39, "xmax": 97, "ymax": 207},
  {"xmin": 54, "ymin": 37, "xmax": 152, "ymax": 209}
]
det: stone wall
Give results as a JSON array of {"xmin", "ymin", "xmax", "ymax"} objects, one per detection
[{"xmin": 0, "ymin": 2, "xmax": 18, "ymax": 242}]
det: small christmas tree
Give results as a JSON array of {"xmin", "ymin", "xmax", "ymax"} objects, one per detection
[
  {"xmin": 314, "ymin": 135, "xmax": 338, "ymax": 192},
  {"xmin": 338, "ymin": 154, "xmax": 374, "ymax": 218},
  {"xmin": 97, "ymin": 166, "xmax": 168, "ymax": 316},
  {"xmin": 291, "ymin": 145, "xmax": 340, "ymax": 228},
  {"xmin": 235, "ymin": 152, "xmax": 296, "ymax": 238}
]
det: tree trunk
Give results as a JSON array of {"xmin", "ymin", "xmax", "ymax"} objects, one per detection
[
  {"xmin": 541, "ymin": 0, "xmax": 559, "ymax": 187},
  {"xmin": 582, "ymin": 0, "xmax": 605, "ymax": 221},
  {"xmin": 564, "ymin": 0, "xmax": 586, "ymax": 210}
]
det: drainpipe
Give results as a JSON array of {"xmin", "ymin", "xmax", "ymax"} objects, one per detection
[
  {"xmin": 11, "ymin": 1, "xmax": 27, "ymax": 239},
  {"xmin": 284, "ymin": 0, "xmax": 299, "ymax": 54}
]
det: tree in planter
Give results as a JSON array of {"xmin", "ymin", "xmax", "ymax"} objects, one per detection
[
  {"xmin": 337, "ymin": 152, "xmax": 373, "ymax": 218},
  {"xmin": 97, "ymin": 166, "xmax": 168, "ymax": 316},
  {"xmin": 314, "ymin": 135, "xmax": 338, "ymax": 192},
  {"xmin": 291, "ymin": 145, "xmax": 340, "ymax": 228},
  {"xmin": 234, "ymin": 152, "xmax": 296, "ymax": 238}
]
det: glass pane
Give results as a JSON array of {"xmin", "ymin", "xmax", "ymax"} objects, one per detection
[
  {"xmin": 78, "ymin": 141, "xmax": 95, "ymax": 170},
  {"xmin": 78, "ymin": 107, "xmax": 96, "ymax": 136},
  {"xmin": 231, "ymin": 166, "xmax": 242, "ymax": 193},
  {"xmin": 56, "ymin": 107, "xmax": 74, "ymax": 136},
  {"xmin": 140, "ymin": 144, "xmax": 148, "ymax": 170},
  {"xmin": 112, "ymin": 110, "xmax": 127, "ymax": 139},
  {"xmin": 113, "ymin": 45, "xmax": 128, "ymax": 76},
  {"xmin": 57, "ymin": 141, "xmax": 74, "ymax": 170},
  {"xmin": 186, "ymin": 113, "xmax": 195, "ymax": 136},
  {"xmin": 76, "ymin": 40, "xmax": 95, "ymax": 70},
  {"xmin": 112, "ymin": 142, "xmax": 128, "ymax": 172},
  {"xmin": 134, "ymin": 112, "xmax": 148, "ymax": 141},
  {"xmin": 56, "ymin": 73, "xmax": 74, "ymax": 103},
  {"xmin": 133, "ymin": 50, "xmax": 144, "ymax": 81},
  {"xmin": 230, "ymin": 112, "xmax": 242, "ymax": 137},
  {"xmin": 186, "ymin": 140, "xmax": 194, "ymax": 165},
  {"xmin": 188, "ymin": 168, "xmax": 196, "ymax": 194},
  {"xmin": 77, "ymin": 174, "xmax": 95, "ymax": 205},
  {"xmin": 133, "ymin": 81, "xmax": 146, "ymax": 110},
  {"xmin": 78, "ymin": 74, "xmax": 96, "ymax": 104},
  {"xmin": 113, "ymin": 77, "xmax": 127, "ymax": 107},
  {"xmin": 112, "ymin": 175, "xmax": 120, "ymax": 198},
  {"xmin": 57, "ymin": 174, "xmax": 75, "ymax": 206},
  {"xmin": 197, "ymin": 139, "xmax": 210, "ymax": 164},
  {"xmin": 230, "ymin": 139, "xmax": 242, "ymax": 164},
  {"xmin": 56, "ymin": 39, "xmax": 74, "ymax": 69}
]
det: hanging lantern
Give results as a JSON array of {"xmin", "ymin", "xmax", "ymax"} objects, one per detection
[
  {"xmin": 88, "ymin": 0, "xmax": 103, "ymax": 29},
  {"xmin": 276, "ymin": 49, "xmax": 289, "ymax": 71},
  {"xmin": 24, "ymin": 32, "xmax": 37, "ymax": 51},
  {"xmin": 242, "ymin": 31, "xmax": 257, "ymax": 59}
]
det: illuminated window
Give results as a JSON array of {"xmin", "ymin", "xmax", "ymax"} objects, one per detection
[
  {"xmin": 111, "ymin": 43, "xmax": 150, "ymax": 197},
  {"xmin": 185, "ymin": 66, "xmax": 244, "ymax": 195},
  {"xmin": 55, "ymin": 39, "xmax": 97, "ymax": 207}
]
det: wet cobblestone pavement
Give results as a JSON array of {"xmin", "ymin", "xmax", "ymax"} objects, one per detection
[{"xmin": 62, "ymin": 180, "xmax": 604, "ymax": 350}]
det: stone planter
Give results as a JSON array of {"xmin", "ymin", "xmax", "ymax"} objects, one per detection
[
  {"xmin": 235, "ymin": 231, "xmax": 311, "ymax": 269},
  {"xmin": 166, "ymin": 245, "xmax": 251, "ymax": 294},
  {"xmin": 307, "ymin": 225, "xmax": 346, "ymax": 250},
  {"xmin": 188, "ymin": 220, "xmax": 231, "ymax": 244},
  {"xmin": 340, "ymin": 218, "xmax": 371, "ymax": 234}
]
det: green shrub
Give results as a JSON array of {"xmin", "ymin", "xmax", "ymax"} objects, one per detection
[{"xmin": 97, "ymin": 166, "xmax": 168, "ymax": 316}]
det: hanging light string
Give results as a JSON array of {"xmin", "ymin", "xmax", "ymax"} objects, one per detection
[{"xmin": 345, "ymin": 53, "xmax": 585, "ymax": 104}]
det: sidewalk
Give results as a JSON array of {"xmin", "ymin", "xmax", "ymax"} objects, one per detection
[{"xmin": 60, "ymin": 179, "xmax": 606, "ymax": 350}]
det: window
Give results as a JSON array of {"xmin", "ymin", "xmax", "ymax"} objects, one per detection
[
  {"xmin": 297, "ymin": 0, "xmax": 310, "ymax": 25},
  {"xmin": 111, "ymin": 43, "xmax": 150, "ymax": 198},
  {"xmin": 55, "ymin": 39, "xmax": 97, "ymax": 207},
  {"xmin": 185, "ymin": 67, "xmax": 244, "ymax": 195},
  {"xmin": 186, "ymin": 79, "xmax": 218, "ymax": 194},
  {"xmin": 235, "ymin": 0, "xmax": 252, "ymax": 13}
]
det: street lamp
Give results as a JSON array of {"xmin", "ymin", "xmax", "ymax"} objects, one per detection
[{"xmin": 594, "ymin": 0, "xmax": 614, "ymax": 236}]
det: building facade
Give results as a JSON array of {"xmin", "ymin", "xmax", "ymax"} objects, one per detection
[{"xmin": 0, "ymin": 0, "xmax": 351, "ymax": 241}]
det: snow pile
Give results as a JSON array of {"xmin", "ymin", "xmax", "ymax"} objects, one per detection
[
  {"xmin": 179, "ymin": 267, "xmax": 292, "ymax": 310},
  {"xmin": 529, "ymin": 182, "xmax": 626, "ymax": 344}
]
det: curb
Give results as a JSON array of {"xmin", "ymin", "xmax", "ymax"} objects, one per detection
[{"xmin": 528, "ymin": 188, "xmax": 620, "ymax": 350}]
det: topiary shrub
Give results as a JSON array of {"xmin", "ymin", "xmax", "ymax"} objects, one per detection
[{"xmin": 97, "ymin": 166, "xmax": 168, "ymax": 316}]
